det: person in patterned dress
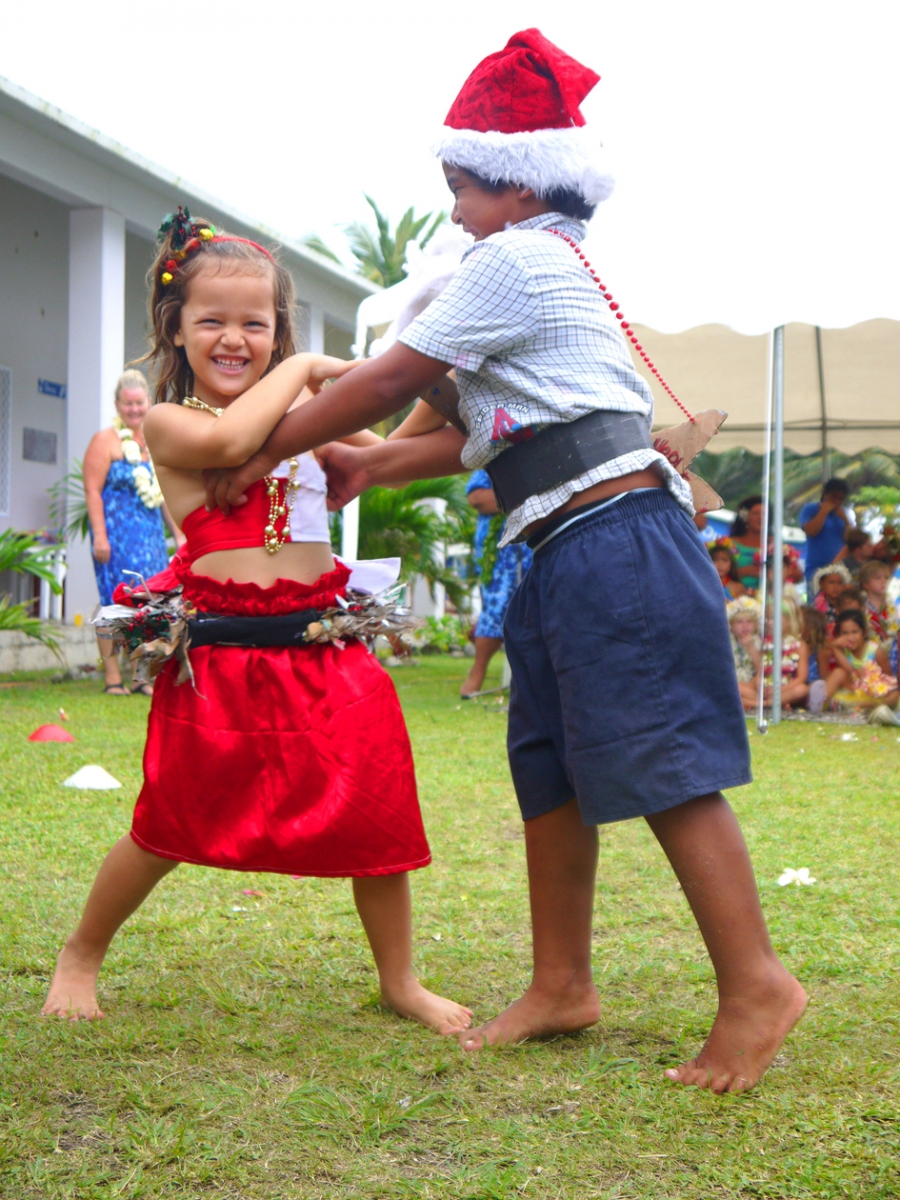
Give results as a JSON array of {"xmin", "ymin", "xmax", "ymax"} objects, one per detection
[
  {"xmin": 83, "ymin": 369, "xmax": 183, "ymax": 694},
  {"xmin": 461, "ymin": 469, "xmax": 533, "ymax": 696}
]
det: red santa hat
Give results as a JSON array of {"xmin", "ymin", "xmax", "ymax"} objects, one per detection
[{"xmin": 434, "ymin": 28, "xmax": 614, "ymax": 207}]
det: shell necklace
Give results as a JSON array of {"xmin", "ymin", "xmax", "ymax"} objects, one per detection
[{"xmin": 181, "ymin": 397, "xmax": 299, "ymax": 554}]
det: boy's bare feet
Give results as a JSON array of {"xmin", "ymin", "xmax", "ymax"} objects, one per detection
[
  {"xmin": 41, "ymin": 941, "xmax": 105, "ymax": 1020},
  {"xmin": 664, "ymin": 969, "xmax": 807, "ymax": 1093},
  {"xmin": 459, "ymin": 980, "xmax": 601, "ymax": 1050},
  {"xmin": 381, "ymin": 978, "xmax": 473, "ymax": 1036}
]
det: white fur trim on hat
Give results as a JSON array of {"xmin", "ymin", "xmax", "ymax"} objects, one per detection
[{"xmin": 434, "ymin": 125, "xmax": 614, "ymax": 206}]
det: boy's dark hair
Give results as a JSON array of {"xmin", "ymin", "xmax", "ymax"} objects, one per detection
[
  {"xmin": 844, "ymin": 527, "xmax": 870, "ymax": 549},
  {"xmin": 822, "ymin": 477, "xmax": 849, "ymax": 500},
  {"xmin": 836, "ymin": 585, "xmax": 864, "ymax": 609},
  {"xmin": 464, "ymin": 170, "xmax": 597, "ymax": 222},
  {"xmin": 836, "ymin": 608, "xmax": 868, "ymax": 637}
]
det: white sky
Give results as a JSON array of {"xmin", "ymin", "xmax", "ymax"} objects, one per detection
[{"xmin": 3, "ymin": 1, "xmax": 900, "ymax": 331}]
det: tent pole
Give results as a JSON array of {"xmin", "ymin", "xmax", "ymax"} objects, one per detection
[
  {"xmin": 815, "ymin": 325, "xmax": 829, "ymax": 482},
  {"xmin": 771, "ymin": 326, "xmax": 785, "ymax": 725},
  {"xmin": 756, "ymin": 331, "xmax": 775, "ymax": 733}
]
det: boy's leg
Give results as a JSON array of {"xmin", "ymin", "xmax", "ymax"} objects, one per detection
[
  {"xmin": 461, "ymin": 797, "xmax": 601, "ymax": 1049},
  {"xmin": 352, "ymin": 873, "xmax": 473, "ymax": 1036},
  {"xmin": 646, "ymin": 793, "xmax": 807, "ymax": 1093},
  {"xmin": 43, "ymin": 835, "xmax": 178, "ymax": 1019}
]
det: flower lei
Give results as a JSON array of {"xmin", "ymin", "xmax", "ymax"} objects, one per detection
[{"xmin": 113, "ymin": 415, "xmax": 164, "ymax": 509}]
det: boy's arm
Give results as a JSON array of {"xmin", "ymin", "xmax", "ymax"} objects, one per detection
[
  {"xmin": 318, "ymin": 427, "xmax": 468, "ymax": 509},
  {"xmin": 204, "ymin": 343, "xmax": 452, "ymax": 512}
]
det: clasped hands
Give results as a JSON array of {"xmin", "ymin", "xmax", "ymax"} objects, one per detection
[{"xmin": 203, "ymin": 441, "xmax": 369, "ymax": 515}]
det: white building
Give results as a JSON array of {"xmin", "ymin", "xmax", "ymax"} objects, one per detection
[{"xmin": 0, "ymin": 76, "xmax": 376, "ymax": 624}]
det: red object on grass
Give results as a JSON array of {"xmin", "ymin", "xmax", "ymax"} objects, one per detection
[{"xmin": 29, "ymin": 724, "xmax": 74, "ymax": 743}]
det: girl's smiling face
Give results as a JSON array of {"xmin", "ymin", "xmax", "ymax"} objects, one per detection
[
  {"xmin": 174, "ymin": 266, "xmax": 277, "ymax": 407},
  {"xmin": 837, "ymin": 619, "xmax": 865, "ymax": 653}
]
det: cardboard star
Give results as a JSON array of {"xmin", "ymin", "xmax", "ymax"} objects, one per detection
[{"xmin": 652, "ymin": 410, "xmax": 727, "ymax": 513}]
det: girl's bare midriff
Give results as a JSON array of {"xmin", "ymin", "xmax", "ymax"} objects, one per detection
[
  {"xmin": 521, "ymin": 466, "xmax": 665, "ymax": 539},
  {"xmin": 157, "ymin": 464, "xmax": 336, "ymax": 587}
]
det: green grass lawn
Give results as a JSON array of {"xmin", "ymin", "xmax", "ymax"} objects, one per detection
[{"xmin": 1, "ymin": 657, "xmax": 898, "ymax": 1199}]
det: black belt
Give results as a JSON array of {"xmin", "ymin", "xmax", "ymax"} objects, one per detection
[
  {"xmin": 485, "ymin": 409, "xmax": 652, "ymax": 513},
  {"xmin": 187, "ymin": 610, "xmax": 323, "ymax": 648}
]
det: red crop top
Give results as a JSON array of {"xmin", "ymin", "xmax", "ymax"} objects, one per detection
[{"xmin": 181, "ymin": 478, "xmax": 289, "ymax": 563}]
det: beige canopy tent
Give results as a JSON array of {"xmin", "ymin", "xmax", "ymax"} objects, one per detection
[{"xmin": 629, "ymin": 319, "xmax": 900, "ymax": 457}]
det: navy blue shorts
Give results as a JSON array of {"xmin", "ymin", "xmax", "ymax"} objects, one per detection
[{"xmin": 504, "ymin": 489, "xmax": 752, "ymax": 825}]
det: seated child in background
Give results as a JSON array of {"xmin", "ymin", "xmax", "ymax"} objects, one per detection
[
  {"xmin": 811, "ymin": 562, "xmax": 852, "ymax": 635},
  {"xmin": 710, "ymin": 538, "xmax": 747, "ymax": 599},
  {"xmin": 858, "ymin": 559, "xmax": 899, "ymax": 645},
  {"xmin": 825, "ymin": 609, "xmax": 900, "ymax": 725},
  {"xmin": 727, "ymin": 596, "xmax": 761, "ymax": 711},
  {"xmin": 801, "ymin": 605, "xmax": 828, "ymax": 683},
  {"xmin": 761, "ymin": 603, "xmax": 809, "ymax": 710},
  {"xmin": 836, "ymin": 584, "xmax": 865, "ymax": 615},
  {"xmin": 837, "ymin": 527, "xmax": 873, "ymax": 576}
]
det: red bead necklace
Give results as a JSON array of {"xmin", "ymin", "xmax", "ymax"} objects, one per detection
[{"xmin": 547, "ymin": 228, "xmax": 695, "ymax": 424}]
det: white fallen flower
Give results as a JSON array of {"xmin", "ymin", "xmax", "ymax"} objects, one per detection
[
  {"xmin": 778, "ymin": 867, "xmax": 817, "ymax": 887},
  {"xmin": 839, "ymin": 733, "xmax": 858, "ymax": 742}
]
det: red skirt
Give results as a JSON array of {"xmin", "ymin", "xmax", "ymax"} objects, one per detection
[{"xmin": 131, "ymin": 567, "xmax": 430, "ymax": 877}]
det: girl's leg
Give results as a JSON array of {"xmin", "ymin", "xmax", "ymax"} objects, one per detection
[
  {"xmin": 351, "ymin": 873, "xmax": 473, "ymax": 1036},
  {"xmin": 42, "ymin": 835, "xmax": 178, "ymax": 1019},
  {"xmin": 645, "ymin": 793, "xmax": 807, "ymax": 1093},
  {"xmin": 824, "ymin": 667, "xmax": 848, "ymax": 703},
  {"xmin": 460, "ymin": 636, "xmax": 503, "ymax": 697},
  {"xmin": 97, "ymin": 634, "xmax": 127, "ymax": 694},
  {"xmin": 460, "ymin": 797, "xmax": 602, "ymax": 1050},
  {"xmin": 781, "ymin": 681, "xmax": 809, "ymax": 707},
  {"xmin": 737, "ymin": 681, "xmax": 758, "ymax": 712}
]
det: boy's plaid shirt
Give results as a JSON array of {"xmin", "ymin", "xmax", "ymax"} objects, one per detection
[{"xmin": 399, "ymin": 212, "xmax": 692, "ymax": 545}]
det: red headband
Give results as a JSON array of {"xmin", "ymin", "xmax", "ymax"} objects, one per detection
[{"xmin": 160, "ymin": 231, "xmax": 274, "ymax": 285}]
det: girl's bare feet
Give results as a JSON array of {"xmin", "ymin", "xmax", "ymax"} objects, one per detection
[
  {"xmin": 664, "ymin": 969, "xmax": 807, "ymax": 1093},
  {"xmin": 459, "ymin": 980, "xmax": 600, "ymax": 1050},
  {"xmin": 41, "ymin": 941, "xmax": 105, "ymax": 1020},
  {"xmin": 381, "ymin": 977, "xmax": 473, "ymax": 1036}
]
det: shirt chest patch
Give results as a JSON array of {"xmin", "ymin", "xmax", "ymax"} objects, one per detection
[{"xmin": 491, "ymin": 407, "xmax": 535, "ymax": 445}]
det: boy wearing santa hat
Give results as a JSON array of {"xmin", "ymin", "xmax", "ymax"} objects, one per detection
[{"xmin": 206, "ymin": 29, "xmax": 806, "ymax": 1093}]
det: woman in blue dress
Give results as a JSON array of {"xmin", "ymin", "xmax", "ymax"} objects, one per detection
[
  {"xmin": 461, "ymin": 470, "xmax": 533, "ymax": 697},
  {"xmin": 83, "ymin": 369, "xmax": 183, "ymax": 694}
]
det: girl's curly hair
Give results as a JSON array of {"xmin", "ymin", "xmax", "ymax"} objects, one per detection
[{"xmin": 140, "ymin": 215, "xmax": 297, "ymax": 405}]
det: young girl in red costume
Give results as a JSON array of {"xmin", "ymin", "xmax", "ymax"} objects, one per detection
[{"xmin": 42, "ymin": 211, "xmax": 472, "ymax": 1037}]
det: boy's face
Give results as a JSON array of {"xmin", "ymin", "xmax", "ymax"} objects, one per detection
[
  {"xmin": 865, "ymin": 569, "xmax": 889, "ymax": 598},
  {"xmin": 443, "ymin": 165, "xmax": 541, "ymax": 241},
  {"xmin": 821, "ymin": 574, "xmax": 845, "ymax": 601}
]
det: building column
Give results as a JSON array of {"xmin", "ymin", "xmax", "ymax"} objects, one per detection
[
  {"xmin": 307, "ymin": 302, "xmax": 325, "ymax": 353},
  {"xmin": 65, "ymin": 207, "xmax": 125, "ymax": 624}
]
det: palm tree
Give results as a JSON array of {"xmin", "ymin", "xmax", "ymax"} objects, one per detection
[
  {"xmin": 302, "ymin": 196, "xmax": 446, "ymax": 288},
  {"xmin": 0, "ymin": 530, "xmax": 63, "ymax": 657},
  {"xmin": 694, "ymin": 447, "xmax": 900, "ymax": 520},
  {"xmin": 335, "ymin": 477, "xmax": 474, "ymax": 610}
]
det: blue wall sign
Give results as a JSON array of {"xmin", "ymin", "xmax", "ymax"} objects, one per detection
[{"xmin": 38, "ymin": 379, "xmax": 67, "ymax": 399}]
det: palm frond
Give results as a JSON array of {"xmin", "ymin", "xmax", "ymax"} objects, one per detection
[
  {"xmin": 0, "ymin": 596, "xmax": 63, "ymax": 659},
  {"xmin": 47, "ymin": 460, "xmax": 90, "ymax": 542},
  {"xmin": 0, "ymin": 530, "xmax": 63, "ymax": 591},
  {"xmin": 420, "ymin": 210, "xmax": 448, "ymax": 250},
  {"xmin": 299, "ymin": 234, "xmax": 344, "ymax": 265}
]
